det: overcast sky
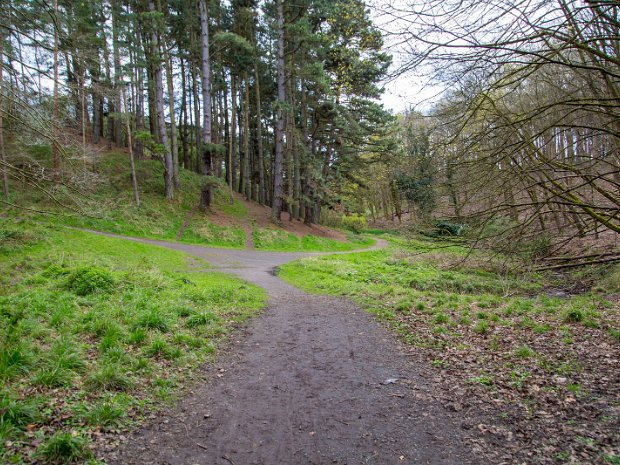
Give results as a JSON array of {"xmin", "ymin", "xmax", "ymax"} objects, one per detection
[{"xmin": 368, "ymin": 1, "xmax": 443, "ymax": 115}]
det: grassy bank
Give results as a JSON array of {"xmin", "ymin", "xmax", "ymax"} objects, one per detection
[
  {"xmin": 1, "ymin": 152, "xmax": 249, "ymax": 249},
  {"xmin": 252, "ymin": 228, "xmax": 374, "ymax": 252},
  {"xmin": 0, "ymin": 219, "xmax": 266, "ymax": 464},
  {"xmin": 2, "ymin": 151, "xmax": 371, "ymax": 252},
  {"xmin": 279, "ymin": 234, "xmax": 620, "ymax": 464}
]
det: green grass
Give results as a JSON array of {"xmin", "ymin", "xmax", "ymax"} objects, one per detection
[
  {"xmin": 0, "ymin": 219, "xmax": 266, "ymax": 463},
  {"xmin": 36, "ymin": 431, "xmax": 93, "ymax": 464},
  {"xmin": 182, "ymin": 221, "xmax": 246, "ymax": 249},
  {"xmin": 252, "ymin": 227, "xmax": 375, "ymax": 252}
]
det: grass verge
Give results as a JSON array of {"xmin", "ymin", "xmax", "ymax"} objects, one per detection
[
  {"xmin": 0, "ymin": 219, "xmax": 266, "ymax": 464},
  {"xmin": 252, "ymin": 228, "xmax": 375, "ymax": 252}
]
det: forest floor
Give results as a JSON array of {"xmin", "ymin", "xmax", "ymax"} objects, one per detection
[{"xmin": 280, "ymin": 233, "xmax": 620, "ymax": 465}]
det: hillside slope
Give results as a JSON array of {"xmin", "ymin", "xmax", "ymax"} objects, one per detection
[{"xmin": 2, "ymin": 150, "xmax": 372, "ymax": 252}]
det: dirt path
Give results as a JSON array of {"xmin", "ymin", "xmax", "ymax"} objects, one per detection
[
  {"xmin": 240, "ymin": 218, "xmax": 255, "ymax": 249},
  {"xmin": 93, "ymin": 233, "xmax": 478, "ymax": 465}
]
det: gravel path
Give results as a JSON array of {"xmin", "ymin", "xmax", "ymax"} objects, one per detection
[{"xmin": 93, "ymin": 233, "xmax": 477, "ymax": 465}]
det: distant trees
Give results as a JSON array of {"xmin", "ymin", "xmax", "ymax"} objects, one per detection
[
  {"xmin": 0, "ymin": 0, "xmax": 391, "ymax": 225},
  {"xmin": 372, "ymin": 0, "xmax": 620, "ymax": 255}
]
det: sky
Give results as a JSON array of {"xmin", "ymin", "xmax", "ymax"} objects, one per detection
[{"xmin": 368, "ymin": 0, "xmax": 444, "ymax": 115}]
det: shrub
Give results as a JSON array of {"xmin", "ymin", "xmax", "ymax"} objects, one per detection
[
  {"xmin": 341, "ymin": 215, "xmax": 367, "ymax": 233},
  {"xmin": 433, "ymin": 221, "xmax": 464, "ymax": 237},
  {"xmin": 525, "ymin": 235, "xmax": 552, "ymax": 260},
  {"xmin": 66, "ymin": 266, "xmax": 115, "ymax": 296},
  {"xmin": 564, "ymin": 307, "xmax": 584, "ymax": 323}
]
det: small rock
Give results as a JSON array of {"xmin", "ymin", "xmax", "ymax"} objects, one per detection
[
  {"xmin": 381, "ymin": 378, "xmax": 398, "ymax": 385},
  {"xmin": 447, "ymin": 402, "xmax": 463, "ymax": 412}
]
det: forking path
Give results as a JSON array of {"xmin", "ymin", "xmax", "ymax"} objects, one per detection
[{"xmin": 89, "ymin": 231, "xmax": 477, "ymax": 465}]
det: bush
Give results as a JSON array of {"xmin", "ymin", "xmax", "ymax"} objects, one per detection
[
  {"xmin": 434, "ymin": 221, "xmax": 464, "ymax": 237},
  {"xmin": 66, "ymin": 266, "xmax": 115, "ymax": 296},
  {"xmin": 564, "ymin": 307, "xmax": 584, "ymax": 323},
  {"xmin": 524, "ymin": 235, "xmax": 552, "ymax": 260},
  {"xmin": 341, "ymin": 215, "xmax": 367, "ymax": 233}
]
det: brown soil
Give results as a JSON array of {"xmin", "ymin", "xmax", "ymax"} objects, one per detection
[
  {"xmin": 224, "ymin": 193, "xmax": 348, "ymax": 241},
  {"xmin": 92, "ymin": 234, "xmax": 482, "ymax": 465}
]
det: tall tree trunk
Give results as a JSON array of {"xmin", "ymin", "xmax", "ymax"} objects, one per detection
[
  {"xmin": 191, "ymin": 62, "xmax": 201, "ymax": 173},
  {"xmin": 52, "ymin": 0, "xmax": 61, "ymax": 181},
  {"xmin": 188, "ymin": 75, "xmax": 195, "ymax": 170},
  {"xmin": 91, "ymin": 62, "xmax": 102, "ymax": 145},
  {"xmin": 0, "ymin": 29, "xmax": 8, "ymax": 197},
  {"xmin": 212, "ymin": 89, "xmax": 221, "ymax": 177},
  {"xmin": 199, "ymin": 0, "xmax": 213, "ymax": 209},
  {"xmin": 104, "ymin": 25, "xmax": 114, "ymax": 151},
  {"xmin": 292, "ymin": 81, "xmax": 301, "ymax": 220},
  {"xmin": 243, "ymin": 72, "xmax": 251, "ymax": 200},
  {"xmin": 304, "ymin": 135, "xmax": 316, "ymax": 225},
  {"xmin": 286, "ymin": 72, "xmax": 293, "ymax": 217},
  {"xmin": 180, "ymin": 57, "xmax": 189, "ymax": 169},
  {"xmin": 149, "ymin": 0, "xmax": 174, "ymax": 199},
  {"xmin": 134, "ymin": 33, "xmax": 145, "ymax": 158},
  {"xmin": 272, "ymin": 0, "xmax": 285, "ymax": 222},
  {"xmin": 165, "ymin": 52, "xmax": 180, "ymax": 189},
  {"xmin": 72, "ymin": 49, "xmax": 89, "ymax": 141},
  {"xmin": 112, "ymin": 0, "xmax": 123, "ymax": 146},
  {"xmin": 254, "ymin": 64, "xmax": 265, "ymax": 205},
  {"xmin": 121, "ymin": 81, "xmax": 140, "ymax": 206},
  {"xmin": 300, "ymin": 77, "xmax": 310, "ymax": 224},
  {"xmin": 222, "ymin": 71, "xmax": 231, "ymax": 190},
  {"xmin": 230, "ymin": 74, "xmax": 238, "ymax": 200},
  {"xmin": 146, "ymin": 61, "xmax": 158, "ymax": 143},
  {"xmin": 236, "ymin": 83, "xmax": 244, "ymax": 195}
]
